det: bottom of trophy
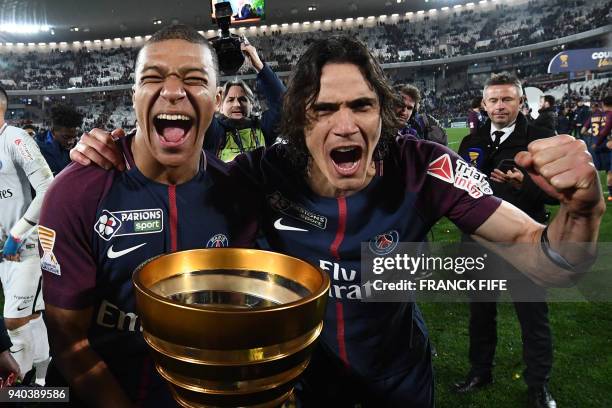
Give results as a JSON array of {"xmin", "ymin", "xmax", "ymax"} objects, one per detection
[{"xmin": 168, "ymin": 380, "xmax": 296, "ymax": 408}]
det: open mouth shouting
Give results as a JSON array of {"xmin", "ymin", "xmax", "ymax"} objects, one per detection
[
  {"xmin": 329, "ymin": 145, "xmax": 364, "ymax": 177},
  {"xmin": 152, "ymin": 113, "xmax": 195, "ymax": 147}
]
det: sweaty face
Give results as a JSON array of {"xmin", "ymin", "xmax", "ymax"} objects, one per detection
[
  {"xmin": 483, "ymin": 84, "xmax": 522, "ymax": 129},
  {"xmin": 132, "ymin": 39, "xmax": 218, "ymax": 170},
  {"xmin": 52, "ymin": 126, "xmax": 78, "ymax": 150},
  {"xmin": 221, "ymin": 86, "xmax": 252, "ymax": 119},
  {"xmin": 304, "ymin": 63, "xmax": 382, "ymax": 198},
  {"xmin": 396, "ymin": 93, "xmax": 416, "ymax": 124}
]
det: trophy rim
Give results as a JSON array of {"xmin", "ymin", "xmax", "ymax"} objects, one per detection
[{"xmin": 132, "ymin": 247, "xmax": 330, "ymax": 315}]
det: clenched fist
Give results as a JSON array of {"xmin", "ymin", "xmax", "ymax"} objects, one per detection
[{"xmin": 515, "ymin": 134, "xmax": 604, "ymax": 216}]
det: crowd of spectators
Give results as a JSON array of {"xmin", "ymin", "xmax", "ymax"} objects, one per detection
[
  {"xmin": 410, "ymin": 77, "xmax": 611, "ymax": 126},
  {"xmin": 0, "ymin": 47, "xmax": 136, "ymax": 90},
  {"xmin": 0, "ymin": 0, "xmax": 609, "ymax": 91},
  {"xmin": 12, "ymin": 76, "xmax": 607, "ymax": 135}
]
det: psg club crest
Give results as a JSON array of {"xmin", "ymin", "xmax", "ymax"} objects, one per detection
[
  {"xmin": 95, "ymin": 210, "xmax": 122, "ymax": 241},
  {"xmin": 369, "ymin": 230, "xmax": 399, "ymax": 255},
  {"xmin": 206, "ymin": 233, "xmax": 229, "ymax": 248}
]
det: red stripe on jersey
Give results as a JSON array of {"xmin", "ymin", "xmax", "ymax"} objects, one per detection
[
  {"xmin": 330, "ymin": 196, "xmax": 347, "ymax": 261},
  {"xmin": 336, "ymin": 302, "xmax": 350, "ymax": 368},
  {"xmin": 168, "ymin": 185, "xmax": 178, "ymax": 252}
]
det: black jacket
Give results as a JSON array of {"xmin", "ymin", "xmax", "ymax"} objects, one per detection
[
  {"xmin": 556, "ymin": 112, "xmax": 571, "ymax": 134},
  {"xmin": 458, "ymin": 113, "xmax": 557, "ymax": 223},
  {"xmin": 533, "ymin": 107, "xmax": 558, "ymax": 133}
]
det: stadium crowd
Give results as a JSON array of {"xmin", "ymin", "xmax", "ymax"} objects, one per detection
[{"xmin": 0, "ymin": 0, "xmax": 609, "ymax": 90}]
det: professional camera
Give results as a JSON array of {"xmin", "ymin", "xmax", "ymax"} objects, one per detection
[{"xmin": 209, "ymin": 1, "xmax": 245, "ymax": 75}]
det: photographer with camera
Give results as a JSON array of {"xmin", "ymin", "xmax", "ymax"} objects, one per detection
[{"xmin": 204, "ymin": 38, "xmax": 286, "ymax": 162}]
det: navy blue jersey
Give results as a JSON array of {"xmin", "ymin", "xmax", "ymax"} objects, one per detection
[
  {"xmin": 39, "ymin": 135, "xmax": 257, "ymax": 405},
  {"xmin": 233, "ymin": 136, "xmax": 501, "ymax": 381}
]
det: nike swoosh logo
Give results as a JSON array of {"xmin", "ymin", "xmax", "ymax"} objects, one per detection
[
  {"xmin": 16, "ymin": 305, "xmax": 30, "ymax": 311},
  {"xmin": 107, "ymin": 243, "xmax": 147, "ymax": 259},
  {"xmin": 274, "ymin": 218, "xmax": 308, "ymax": 232},
  {"xmin": 9, "ymin": 347, "xmax": 24, "ymax": 354}
]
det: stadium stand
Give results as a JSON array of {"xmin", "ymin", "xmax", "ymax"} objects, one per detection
[{"xmin": 0, "ymin": 0, "xmax": 609, "ymax": 90}]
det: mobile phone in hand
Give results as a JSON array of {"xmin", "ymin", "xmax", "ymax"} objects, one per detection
[{"xmin": 497, "ymin": 159, "xmax": 517, "ymax": 172}]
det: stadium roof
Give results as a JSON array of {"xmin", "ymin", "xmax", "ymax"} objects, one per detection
[{"xmin": 0, "ymin": 0, "xmax": 463, "ymax": 42}]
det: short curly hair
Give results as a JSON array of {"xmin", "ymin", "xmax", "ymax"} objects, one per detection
[
  {"xmin": 280, "ymin": 36, "xmax": 402, "ymax": 175},
  {"xmin": 50, "ymin": 105, "xmax": 83, "ymax": 129}
]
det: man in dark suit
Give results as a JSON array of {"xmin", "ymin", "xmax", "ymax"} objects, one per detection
[{"xmin": 455, "ymin": 72, "xmax": 558, "ymax": 408}]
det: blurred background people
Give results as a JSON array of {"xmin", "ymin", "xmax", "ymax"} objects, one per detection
[
  {"xmin": 467, "ymin": 96, "xmax": 485, "ymax": 136},
  {"xmin": 36, "ymin": 105, "xmax": 83, "ymax": 175},
  {"xmin": 533, "ymin": 94, "xmax": 557, "ymax": 132}
]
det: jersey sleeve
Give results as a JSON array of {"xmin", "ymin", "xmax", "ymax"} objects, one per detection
[
  {"xmin": 400, "ymin": 138, "xmax": 502, "ymax": 234},
  {"xmin": 38, "ymin": 163, "xmax": 112, "ymax": 310},
  {"xmin": 7, "ymin": 129, "xmax": 49, "ymax": 177},
  {"xmin": 7, "ymin": 129, "xmax": 54, "ymax": 231}
]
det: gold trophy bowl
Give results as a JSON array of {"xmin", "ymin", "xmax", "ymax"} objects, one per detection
[{"xmin": 133, "ymin": 248, "xmax": 330, "ymax": 408}]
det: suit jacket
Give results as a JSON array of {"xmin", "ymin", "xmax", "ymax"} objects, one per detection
[{"xmin": 458, "ymin": 113, "xmax": 557, "ymax": 223}]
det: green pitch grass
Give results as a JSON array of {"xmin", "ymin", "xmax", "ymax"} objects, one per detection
[{"xmin": 423, "ymin": 129, "xmax": 612, "ymax": 407}]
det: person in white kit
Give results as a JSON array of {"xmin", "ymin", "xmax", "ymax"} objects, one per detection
[{"xmin": 0, "ymin": 86, "xmax": 52, "ymax": 385}]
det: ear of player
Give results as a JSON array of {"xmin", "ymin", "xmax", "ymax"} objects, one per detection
[{"xmin": 515, "ymin": 134, "xmax": 605, "ymax": 216}]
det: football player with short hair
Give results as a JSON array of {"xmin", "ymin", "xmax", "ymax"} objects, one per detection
[{"xmin": 38, "ymin": 25, "xmax": 256, "ymax": 407}]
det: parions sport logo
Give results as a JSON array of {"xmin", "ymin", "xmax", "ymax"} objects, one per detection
[
  {"xmin": 369, "ymin": 230, "xmax": 399, "ymax": 255},
  {"xmin": 206, "ymin": 233, "xmax": 229, "ymax": 248},
  {"xmin": 95, "ymin": 211, "xmax": 122, "ymax": 241},
  {"xmin": 95, "ymin": 208, "xmax": 164, "ymax": 241}
]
